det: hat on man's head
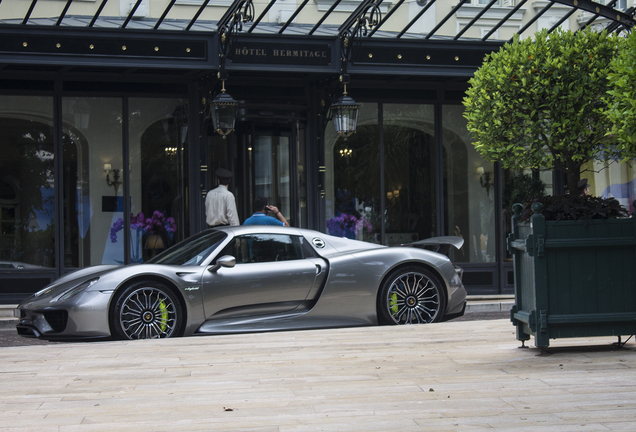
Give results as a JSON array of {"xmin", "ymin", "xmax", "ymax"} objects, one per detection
[
  {"xmin": 215, "ymin": 168, "xmax": 233, "ymax": 179},
  {"xmin": 578, "ymin": 178, "xmax": 589, "ymax": 193}
]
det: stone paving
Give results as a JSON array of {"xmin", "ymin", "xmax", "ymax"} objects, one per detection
[{"xmin": 1, "ymin": 319, "xmax": 634, "ymax": 431}]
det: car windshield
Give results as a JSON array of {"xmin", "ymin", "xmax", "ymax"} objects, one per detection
[{"xmin": 147, "ymin": 230, "xmax": 228, "ymax": 266}]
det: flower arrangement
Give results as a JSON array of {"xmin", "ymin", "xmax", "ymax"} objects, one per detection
[
  {"xmin": 109, "ymin": 211, "xmax": 176, "ymax": 263},
  {"xmin": 326, "ymin": 213, "xmax": 373, "ymax": 238},
  {"xmin": 110, "ymin": 211, "xmax": 176, "ymax": 243}
]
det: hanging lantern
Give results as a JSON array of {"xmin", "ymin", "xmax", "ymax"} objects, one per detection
[
  {"xmin": 210, "ymin": 79, "xmax": 238, "ymax": 138},
  {"xmin": 330, "ymin": 78, "xmax": 359, "ymax": 138}
]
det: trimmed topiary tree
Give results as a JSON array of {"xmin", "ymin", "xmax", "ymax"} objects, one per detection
[
  {"xmin": 463, "ymin": 28, "xmax": 624, "ymax": 195},
  {"xmin": 606, "ymin": 30, "xmax": 636, "ymax": 156}
]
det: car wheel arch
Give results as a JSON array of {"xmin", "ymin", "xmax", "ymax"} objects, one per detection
[
  {"xmin": 108, "ymin": 275, "xmax": 187, "ymax": 338},
  {"xmin": 375, "ymin": 261, "xmax": 448, "ymax": 324}
]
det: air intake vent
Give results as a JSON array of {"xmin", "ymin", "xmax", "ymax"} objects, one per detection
[{"xmin": 43, "ymin": 310, "xmax": 68, "ymax": 333}]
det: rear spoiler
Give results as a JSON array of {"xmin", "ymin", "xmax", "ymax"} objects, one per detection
[{"xmin": 402, "ymin": 236, "xmax": 464, "ymax": 256}]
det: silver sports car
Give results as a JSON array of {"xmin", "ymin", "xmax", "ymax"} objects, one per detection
[{"xmin": 15, "ymin": 226, "xmax": 467, "ymax": 341}]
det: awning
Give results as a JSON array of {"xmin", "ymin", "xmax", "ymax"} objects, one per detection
[{"xmin": 0, "ymin": 0, "xmax": 633, "ymax": 78}]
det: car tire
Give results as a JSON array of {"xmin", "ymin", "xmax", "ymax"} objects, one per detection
[
  {"xmin": 378, "ymin": 266, "xmax": 446, "ymax": 325},
  {"xmin": 111, "ymin": 280, "xmax": 184, "ymax": 340}
]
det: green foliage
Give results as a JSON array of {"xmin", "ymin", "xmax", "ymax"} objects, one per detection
[
  {"xmin": 502, "ymin": 173, "xmax": 546, "ymax": 211},
  {"xmin": 463, "ymin": 28, "xmax": 622, "ymax": 195},
  {"xmin": 519, "ymin": 195, "xmax": 628, "ymax": 222},
  {"xmin": 606, "ymin": 31, "xmax": 636, "ymax": 157}
]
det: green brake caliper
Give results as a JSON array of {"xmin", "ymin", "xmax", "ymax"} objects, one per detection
[
  {"xmin": 389, "ymin": 292, "xmax": 398, "ymax": 315},
  {"xmin": 159, "ymin": 299, "xmax": 168, "ymax": 333}
]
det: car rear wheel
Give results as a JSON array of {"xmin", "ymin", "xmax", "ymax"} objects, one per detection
[
  {"xmin": 111, "ymin": 281, "xmax": 183, "ymax": 340},
  {"xmin": 378, "ymin": 266, "xmax": 446, "ymax": 325}
]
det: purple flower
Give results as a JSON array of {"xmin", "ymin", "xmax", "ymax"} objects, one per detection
[
  {"xmin": 109, "ymin": 218, "xmax": 124, "ymax": 243},
  {"xmin": 110, "ymin": 210, "xmax": 177, "ymax": 243},
  {"xmin": 326, "ymin": 213, "xmax": 373, "ymax": 237}
]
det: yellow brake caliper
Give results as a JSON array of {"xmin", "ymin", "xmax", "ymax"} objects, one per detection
[
  {"xmin": 159, "ymin": 299, "xmax": 168, "ymax": 333},
  {"xmin": 389, "ymin": 292, "xmax": 398, "ymax": 315}
]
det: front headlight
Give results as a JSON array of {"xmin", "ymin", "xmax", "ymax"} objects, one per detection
[
  {"xmin": 51, "ymin": 278, "xmax": 99, "ymax": 303},
  {"xmin": 34, "ymin": 286, "xmax": 54, "ymax": 297}
]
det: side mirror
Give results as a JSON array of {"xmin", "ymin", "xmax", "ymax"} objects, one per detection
[{"xmin": 208, "ymin": 255, "xmax": 236, "ymax": 273}]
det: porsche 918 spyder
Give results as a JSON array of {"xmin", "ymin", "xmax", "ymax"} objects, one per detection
[{"xmin": 15, "ymin": 226, "xmax": 466, "ymax": 340}]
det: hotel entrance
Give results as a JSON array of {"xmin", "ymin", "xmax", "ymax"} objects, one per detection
[
  {"xmin": 205, "ymin": 108, "xmax": 308, "ymax": 228},
  {"xmin": 236, "ymin": 119, "xmax": 307, "ymax": 228}
]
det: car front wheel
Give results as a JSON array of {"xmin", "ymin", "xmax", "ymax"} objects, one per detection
[
  {"xmin": 378, "ymin": 266, "xmax": 446, "ymax": 325},
  {"xmin": 111, "ymin": 281, "xmax": 183, "ymax": 340}
]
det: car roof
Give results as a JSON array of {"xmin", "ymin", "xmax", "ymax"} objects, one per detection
[{"xmin": 210, "ymin": 225, "xmax": 384, "ymax": 255}]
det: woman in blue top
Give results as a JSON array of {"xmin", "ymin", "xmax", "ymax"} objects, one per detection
[{"xmin": 243, "ymin": 196, "xmax": 290, "ymax": 226}]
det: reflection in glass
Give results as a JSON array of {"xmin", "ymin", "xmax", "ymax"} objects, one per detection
[
  {"xmin": 443, "ymin": 105, "xmax": 495, "ymax": 263},
  {"xmin": 0, "ymin": 96, "xmax": 55, "ymax": 268},
  {"xmin": 253, "ymin": 134, "xmax": 291, "ymax": 225},
  {"xmin": 63, "ymin": 97, "xmax": 123, "ymax": 267},
  {"xmin": 502, "ymin": 169, "xmax": 546, "ymax": 260},
  {"xmin": 130, "ymin": 98, "xmax": 189, "ymax": 262},
  {"xmin": 297, "ymin": 122, "xmax": 308, "ymax": 227},
  {"xmin": 383, "ymin": 104, "xmax": 436, "ymax": 246},
  {"xmin": 325, "ymin": 103, "xmax": 380, "ymax": 242}
]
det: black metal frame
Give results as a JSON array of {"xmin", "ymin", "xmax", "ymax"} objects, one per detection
[
  {"xmin": 11, "ymin": 0, "xmax": 635, "ymax": 35},
  {"xmin": 1, "ymin": 1, "xmax": 631, "ymax": 82}
]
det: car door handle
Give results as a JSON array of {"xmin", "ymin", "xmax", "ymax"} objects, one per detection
[{"xmin": 315, "ymin": 264, "xmax": 321, "ymax": 274}]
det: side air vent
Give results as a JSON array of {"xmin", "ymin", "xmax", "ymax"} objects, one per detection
[{"xmin": 42, "ymin": 310, "xmax": 68, "ymax": 333}]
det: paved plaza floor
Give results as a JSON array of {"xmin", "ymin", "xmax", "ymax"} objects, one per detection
[{"xmin": 0, "ymin": 319, "xmax": 634, "ymax": 431}]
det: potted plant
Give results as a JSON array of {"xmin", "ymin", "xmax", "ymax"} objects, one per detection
[{"xmin": 463, "ymin": 28, "xmax": 636, "ymax": 347}]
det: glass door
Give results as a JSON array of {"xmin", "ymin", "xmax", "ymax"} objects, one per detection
[{"xmin": 239, "ymin": 123, "xmax": 299, "ymax": 227}]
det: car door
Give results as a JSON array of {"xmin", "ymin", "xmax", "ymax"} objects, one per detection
[{"xmin": 201, "ymin": 233, "xmax": 325, "ymax": 319}]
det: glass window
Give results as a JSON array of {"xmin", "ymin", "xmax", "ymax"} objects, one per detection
[
  {"xmin": 63, "ymin": 97, "xmax": 188, "ymax": 267},
  {"xmin": 219, "ymin": 234, "xmax": 303, "ymax": 264},
  {"xmin": 149, "ymin": 230, "xmax": 227, "ymax": 266},
  {"xmin": 253, "ymin": 132, "xmax": 291, "ymax": 225},
  {"xmin": 383, "ymin": 104, "xmax": 437, "ymax": 246},
  {"xmin": 443, "ymin": 105, "xmax": 496, "ymax": 263},
  {"xmin": 297, "ymin": 121, "xmax": 308, "ymax": 227},
  {"xmin": 0, "ymin": 96, "xmax": 55, "ymax": 268},
  {"xmin": 325, "ymin": 103, "xmax": 381, "ymax": 243},
  {"xmin": 129, "ymin": 98, "xmax": 189, "ymax": 262},
  {"xmin": 502, "ymin": 169, "xmax": 547, "ymax": 260},
  {"xmin": 63, "ymin": 97, "xmax": 124, "ymax": 267}
]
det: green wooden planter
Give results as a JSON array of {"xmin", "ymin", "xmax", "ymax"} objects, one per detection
[{"xmin": 508, "ymin": 202, "xmax": 636, "ymax": 348}]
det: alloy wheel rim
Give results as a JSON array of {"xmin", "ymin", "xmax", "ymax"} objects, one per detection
[
  {"xmin": 386, "ymin": 272, "xmax": 440, "ymax": 324},
  {"xmin": 120, "ymin": 287, "xmax": 177, "ymax": 339}
]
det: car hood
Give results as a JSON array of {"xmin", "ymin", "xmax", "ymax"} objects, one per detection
[{"xmin": 20, "ymin": 265, "xmax": 120, "ymax": 304}]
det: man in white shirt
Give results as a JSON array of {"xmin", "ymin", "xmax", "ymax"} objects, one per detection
[{"xmin": 205, "ymin": 168, "xmax": 240, "ymax": 227}]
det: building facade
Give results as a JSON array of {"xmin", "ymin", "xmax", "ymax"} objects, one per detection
[{"xmin": 0, "ymin": 0, "xmax": 634, "ymax": 303}]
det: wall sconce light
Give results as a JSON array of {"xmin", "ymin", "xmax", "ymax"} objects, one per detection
[
  {"xmin": 330, "ymin": 75, "xmax": 359, "ymax": 138},
  {"xmin": 477, "ymin": 166, "xmax": 492, "ymax": 196},
  {"xmin": 386, "ymin": 189, "xmax": 400, "ymax": 200},
  {"xmin": 339, "ymin": 148, "xmax": 353, "ymax": 157},
  {"xmin": 104, "ymin": 163, "xmax": 122, "ymax": 194}
]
